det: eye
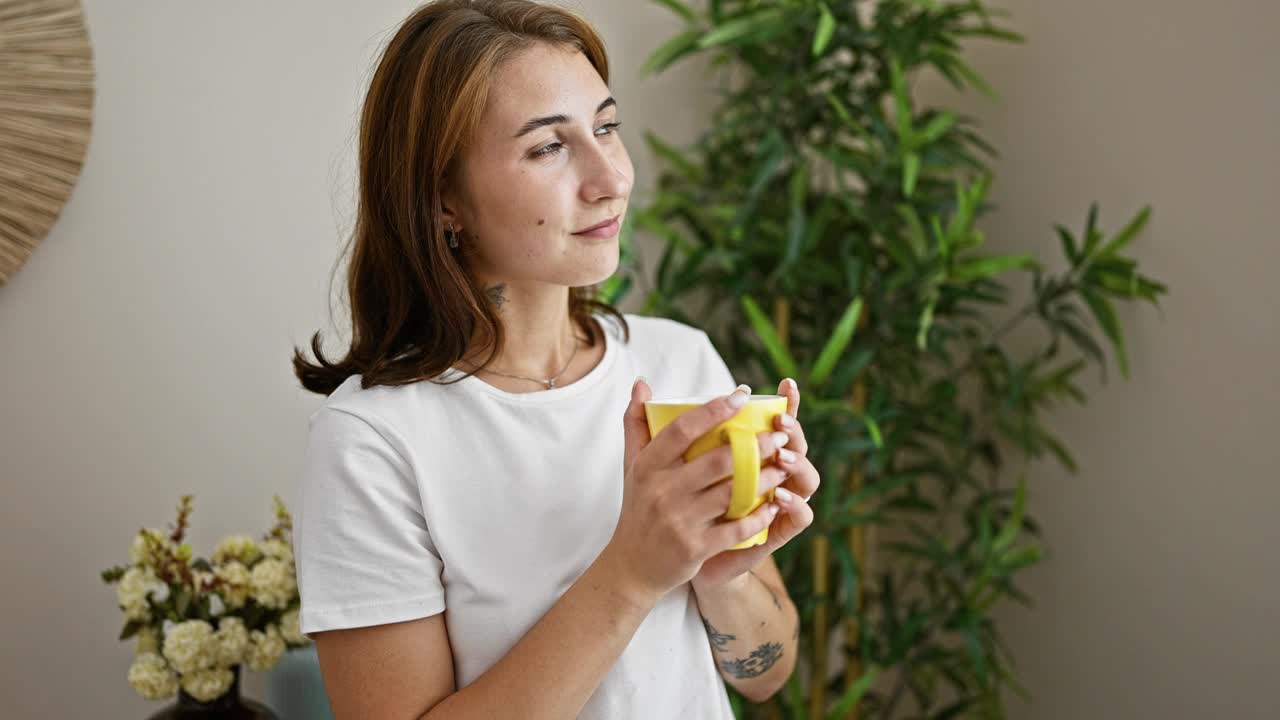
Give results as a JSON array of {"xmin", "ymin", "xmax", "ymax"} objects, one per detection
[{"xmin": 530, "ymin": 122, "xmax": 623, "ymax": 159}]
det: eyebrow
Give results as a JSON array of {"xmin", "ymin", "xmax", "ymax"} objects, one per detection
[{"xmin": 513, "ymin": 97, "xmax": 617, "ymax": 139}]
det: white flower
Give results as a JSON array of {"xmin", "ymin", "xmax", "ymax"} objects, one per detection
[
  {"xmin": 213, "ymin": 616, "xmax": 250, "ymax": 666},
  {"xmin": 214, "ymin": 561, "xmax": 251, "ymax": 609},
  {"xmin": 249, "ymin": 558, "xmax": 297, "ymax": 610},
  {"xmin": 207, "ymin": 593, "xmax": 225, "ymax": 617},
  {"xmin": 192, "ymin": 570, "xmax": 217, "ymax": 593},
  {"xmin": 161, "ymin": 620, "xmax": 216, "ymax": 674},
  {"xmin": 127, "ymin": 653, "xmax": 178, "ymax": 700},
  {"xmin": 246, "ymin": 625, "xmax": 286, "ymax": 671},
  {"xmin": 129, "ymin": 528, "xmax": 174, "ymax": 567},
  {"xmin": 180, "ymin": 666, "xmax": 234, "ymax": 703},
  {"xmin": 135, "ymin": 625, "xmax": 160, "ymax": 656},
  {"xmin": 146, "ymin": 579, "xmax": 170, "ymax": 603},
  {"xmin": 279, "ymin": 608, "xmax": 307, "ymax": 645},
  {"xmin": 117, "ymin": 566, "xmax": 158, "ymax": 621},
  {"xmin": 212, "ymin": 535, "xmax": 261, "ymax": 566},
  {"xmin": 259, "ymin": 538, "xmax": 294, "ymax": 564}
]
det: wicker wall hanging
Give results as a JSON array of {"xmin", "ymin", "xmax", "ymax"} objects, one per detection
[{"xmin": 0, "ymin": 0, "xmax": 94, "ymax": 286}]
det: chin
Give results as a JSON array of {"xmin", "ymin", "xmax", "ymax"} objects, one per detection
[{"xmin": 572, "ymin": 248, "xmax": 621, "ymax": 288}]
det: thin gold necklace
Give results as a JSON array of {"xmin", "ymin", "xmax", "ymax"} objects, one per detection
[{"xmin": 461, "ymin": 335, "xmax": 583, "ymax": 390}]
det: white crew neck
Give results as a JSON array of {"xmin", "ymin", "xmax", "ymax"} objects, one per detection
[{"xmin": 439, "ymin": 312, "xmax": 619, "ymax": 405}]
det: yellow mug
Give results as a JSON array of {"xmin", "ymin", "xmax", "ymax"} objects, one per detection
[{"xmin": 643, "ymin": 394, "xmax": 789, "ymax": 550}]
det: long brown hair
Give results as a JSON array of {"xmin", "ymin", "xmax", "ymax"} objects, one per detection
[{"xmin": 293, "ymin": 0, "xmax": 629, "ymax": 396}]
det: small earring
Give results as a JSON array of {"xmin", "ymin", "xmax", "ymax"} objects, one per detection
[{"xmin": 446, "ymin": 223, "xmax": 459, "ymax": 249}]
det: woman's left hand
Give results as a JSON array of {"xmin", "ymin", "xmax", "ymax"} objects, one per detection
[{"xmin": 691, "ymin": 377, "xmax": 820, "ymax": 593}]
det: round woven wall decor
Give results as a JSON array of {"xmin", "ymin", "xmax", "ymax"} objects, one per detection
[{"xmin": 0, "ymin": 0, "xmax": 94, "ymax": 286}]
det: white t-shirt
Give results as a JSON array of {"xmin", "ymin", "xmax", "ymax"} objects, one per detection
[{"xmin": 294, "ymin": 312, "xmax": 740, "ymax": 718}]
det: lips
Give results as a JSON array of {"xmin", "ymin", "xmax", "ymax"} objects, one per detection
[{"xmin": 573, "ymin": 215, "xmax": 620, "ymax": 234}]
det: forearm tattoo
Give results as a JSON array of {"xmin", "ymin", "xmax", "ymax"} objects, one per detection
[
  {"xmin": 698, "ymin": 573, "xmax": 789, "ymax": 680},
  {"xmin": 702, "ymin": 616, "xmax": 735, "ymax": 651},
  {"xmin": 719, "ymin": 641, "xmax": 784, "ymax": 679}
]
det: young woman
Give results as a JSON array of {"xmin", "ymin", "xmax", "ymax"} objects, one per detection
[{"xmin": 290, "ymin": 1, "xmax": 820, "ymax": 717}]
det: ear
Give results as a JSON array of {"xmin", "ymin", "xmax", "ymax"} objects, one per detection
[{"xmin": 439, "ymin": 175, "xmax": 465, "ymax": 232}]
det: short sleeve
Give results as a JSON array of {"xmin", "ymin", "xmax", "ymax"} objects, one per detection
[
  {"xmin": 697, "ymin": 330, "xmax": 738, "ymax": 394},
  {"xmin": 294, "ymin": 406, "xmax": 445, "ymax": 637}
]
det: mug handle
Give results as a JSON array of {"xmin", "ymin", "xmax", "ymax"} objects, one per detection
[{"xmin": 724, "ymin": 424, "xmax": 773, "ymax": 520}]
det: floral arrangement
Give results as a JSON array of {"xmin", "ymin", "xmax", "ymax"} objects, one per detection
[{"xmin": 100, "ymin": 495, "xmax": 310, "ymax": 703}]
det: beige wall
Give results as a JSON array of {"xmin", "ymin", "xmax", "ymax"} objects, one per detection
[
  {"xmin": 948, "ymin": 2, "xmax": 1280, "ymax": 717},
  {"xmin": 0, "ymin": 1, "xmax": 1274, "ymax": 717}
]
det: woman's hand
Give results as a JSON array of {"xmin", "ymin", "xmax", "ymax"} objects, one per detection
[
  {"xmin": 691, "ymin": 378, "xmax": 820, "ymax": 593},
  {"xmin": 605, "ymin": 379, "xmax": 783, "ymax": 604}
]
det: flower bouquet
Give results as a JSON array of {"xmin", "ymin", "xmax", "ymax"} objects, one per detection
[{"xmin": 100, "ymin": 495, "xmax": 310, "ymax": 714}]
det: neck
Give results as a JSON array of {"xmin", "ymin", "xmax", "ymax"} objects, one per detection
[{"xmin": 461, "ymin": 281, "xmax": 583, "ymax": 379}]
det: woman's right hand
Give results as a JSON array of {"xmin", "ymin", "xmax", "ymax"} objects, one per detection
[{"xmin": 605, "ymin": 377, "xmax": 787, "ymax": 602}]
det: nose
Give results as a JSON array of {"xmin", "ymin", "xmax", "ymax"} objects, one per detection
[{"xmin": 578, "ymin": 141, "xmax": 633, "ymax": 204}]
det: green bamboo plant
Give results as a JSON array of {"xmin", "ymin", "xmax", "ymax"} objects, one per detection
[{"xmin": 596, "ymin": 1, "xmax": 1168, "ymax": 718}]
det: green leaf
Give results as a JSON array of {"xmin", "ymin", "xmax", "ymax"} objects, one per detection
[
  {"xmin": 1001, "ymin": 544, "xmax": 1044, "ymax": 572},
  {"xmin": 948, "ymin": 54, "xmax": 998, "ymax": 99},
  {"xmin": 652, "ymin": 0, "xmax": 697, "ymax": 23},
  {"xmin": 1082, "ymin": 203, "xmax": 1102, "ymax": 256},
  {"xmin": 951, "ymin": 254, "xmax": 1036, "ymax": 282},
  {"xmin": 698, "ymin": 8, "xmax": 785, "ymax": 48},
  {"xmin": 903, "ymin": 152, "xmax": 921, "ymax": 197},
  {"xmin": 642, "ymin": 130, "xmax": 702, "ymax": 181},
  {"xmin": 890, "ymin": 58, "xmax": 914, "ymax": 144},
  {"xmin": 826, "ymin": 92, "xmax": 858, "ymax": 131},
  {"xmin": 919, "ymin": 111, "xmax": 957, "ymax": 144},
  {"xmin": 809, "ymin": 296, "xmax": 864, "ymax": 386},
  {"xmin": 119, "ymin": 619, "xmax": 145, "ymax": 641},
  {"xmin": 825, "ymin": 666, "xmax": 879, "ymax": 720},
  {"xmin": 642, "ymin": 29, "xmax": 703, "ymax": 75},
  {"xmin": 740, "ymin": 294, "xmax": 800, "ymax": 379},
  {"xmin": 862, "ymin": 414, "xmax": 884, "ymax": 449},
  {"xmin": 992, "ymin": 474, "xmax": 1027, "ymax": 553},
  {"xmin": 916, "ymin": 293, "xmax": 937, "ymax": 350},
  {"xmin": 1099, "ymin": 206, "xmax": 1152, "ymax": 258},
  {"xmin": 1055, "ymin": 224, "xmax": 1079, "ymax": 264},
  {"xmin": 1081, "ymin": 289, "xmax": 1130, "ymax": 378},
  {"xmin": 812, "ymin": 2, "xmax": 837, "ymax": 57},
  {"xmin": 958, "ymin": 612, "xmax": 989, "ymax": 682},
  {"xmin": 779, "ymin": 166, "xmax": 809, "ymax": 274}
]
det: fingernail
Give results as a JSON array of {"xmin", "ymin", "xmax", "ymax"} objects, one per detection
[
  {"xmin": 735, "ymin": 383, "xmax": 752, "ymax": 395},
  {"xmin": 771, "ymin": 431, "xmax": 789, "ymax": 447},
  {"xmin": 767, "ymin": 503, "xmax": 780, "ymax": 517},
  {"xmin": 728, "ymin": 391, "xmax": 748, "ymax": 409},
  {"xmin": 779, "ymin": 413, "xmax": 795, "ymax": 428},
  {"xmin": 633, "ymin": 376, "xmax": 646, "ymax": 390},
  {"xmin": 778, "ymin": 447, "xmax": 797, "ymax": 463},
  {"xmin": 775, "ymin": 487, "xmax": 794, "ymax": 504}
]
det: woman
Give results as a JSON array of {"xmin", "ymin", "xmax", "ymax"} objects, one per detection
[{"xmin": 291, "ymin": 1, "xmax": 820, "ymax": 717}]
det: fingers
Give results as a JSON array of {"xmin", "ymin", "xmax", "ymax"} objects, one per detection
[
  {"xmin": 693, "ymin": 464, "xmax": 790, "ymax": 521},
  {"xmin": 778, "ymin": 377, "xmax": 801, "ymax": 418},
  {"xmin": 676, "ymin": 428, "xmax": 792, "ymax": 493},
  {"xmin": 708, "ymin": 499, "xmax": 779, "ymax": 552},
  {"xmin": 647, "ymin": 387, "xmax": 751, "ymax": 468},
  {"xmin": 775, "ymin": 412, "xmax": 809, "ymax": 457},
  {"xmin": 622, "ymin": 376, "xmax": 654, "ymax": 469},
  {"xmin": 768, "ymin": 486, "xmax": 814, "ymax": 545},
  {"xmin": 776, "ymin": 453, "xmax": 821, "ymax": 503}
]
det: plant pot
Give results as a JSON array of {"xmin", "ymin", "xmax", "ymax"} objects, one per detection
[{"xmin": 145, "ymin": 665, "xmax": 278, "ymax": 719}]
